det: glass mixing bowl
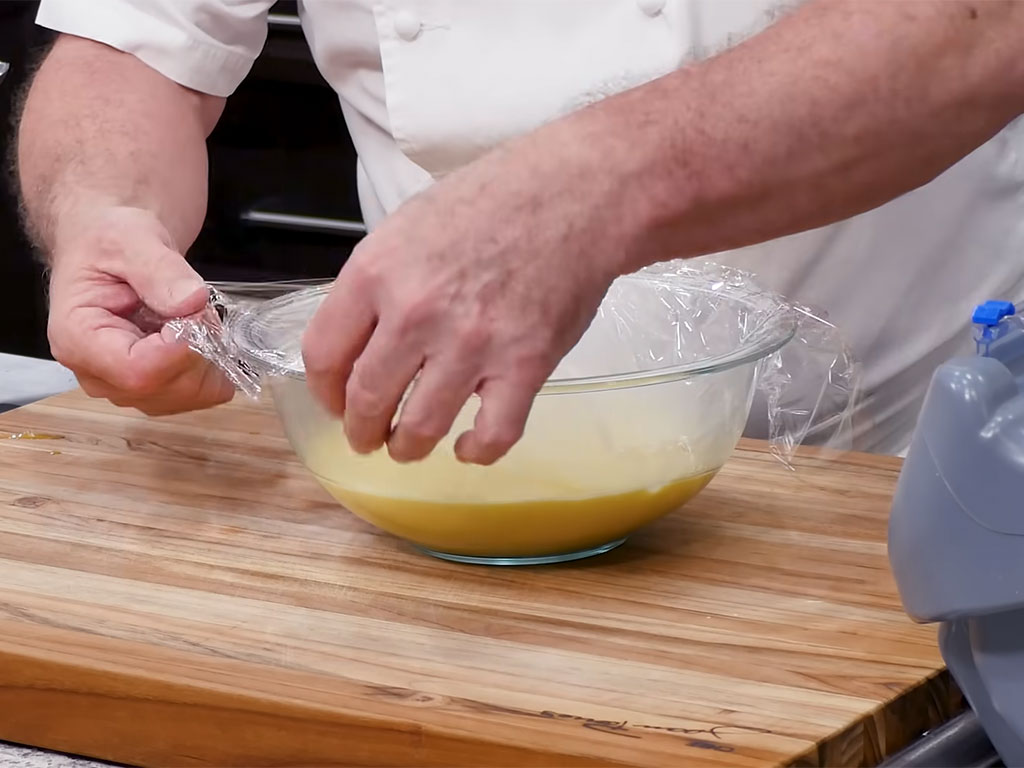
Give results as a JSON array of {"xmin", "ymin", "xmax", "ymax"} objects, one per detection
[{"xmin": 229, "ymin": 264, "xmax": 796, "ymax": 565}]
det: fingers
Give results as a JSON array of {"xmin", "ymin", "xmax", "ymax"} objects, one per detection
[
  {"xmin": 104, "ymin": 225, "xmax": 208, "ymax": 319},
  {"xmin": 59, "ymin": 308, "xmax": 233, "ymax": 415},
  {"xmin": 57, "ymin": 308, "xmax": 188, "ymax": 392},
  {"xmin": 454, "ymin": 375, "xmax": 542, "ymax": 466},
  {"xmin": 341, "ymin": 323, "xmax": 425, "ymax": 454},
  {"xmin": 302, "ymin": 273, "xmax": 377, "ymax": 418},
  {"xmin": 76, "ymin": 351, "xmax": 234, "ymax": 416},
  {"xmin": 45, "ymin": 206, "xmax": 228, "ymax": 416},
  {"xmin": 304, "ymin": 261, "xmax": 545, "ymax": 464},
  {"xmin": 388, "ymin": 355, "xmax": 480, "ymax": 462},
  {"xmin": 135, "ymin": 361, "xmax": 236, "ymax": 416}
]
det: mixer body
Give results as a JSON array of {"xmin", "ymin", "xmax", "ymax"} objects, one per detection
[{"xmin": 890, "ymin": 301, "xmax": 1024, "ymax": 766}]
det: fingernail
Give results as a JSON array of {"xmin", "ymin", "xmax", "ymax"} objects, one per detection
[
  {"xmin": 387, "ymin": 434, "xmax": 419, "ymax": 464},
  {"xmin": 160, "ymin": 324, "xmax": 187, "ymax": 345},
  {"xmin": 453, "ymin": 433, "xmax": 473, "ymax": 463},
  {"xmin": 343, "ymin": 419, "xmax": 373, "ymax": 454},
  {"xmin": 169, "ymin": 279, "xmax": 205, "ymax": 307}
]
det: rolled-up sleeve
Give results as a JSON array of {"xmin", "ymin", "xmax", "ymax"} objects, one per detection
[{"xmin": 36, "ymin": 0, "xmax": 276, "ymax": 97}]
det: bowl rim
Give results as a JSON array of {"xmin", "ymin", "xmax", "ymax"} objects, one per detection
[{"xmin": 228, "ymin": 275, "xmax": 798, "ymax": 395}]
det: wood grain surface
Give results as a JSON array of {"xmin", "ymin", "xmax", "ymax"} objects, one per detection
[{"xmin": 0, "ymin": 391, "xmax": 957, "ymax": 767}]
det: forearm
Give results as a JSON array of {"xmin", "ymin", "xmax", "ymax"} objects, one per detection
[
  {"xmin": 558, "ymin": 0, "xmax": 1024, "ymax": 272},
  {"xmin": 16, "ymin": 34, "xmax": 224, "ymax": 258}
]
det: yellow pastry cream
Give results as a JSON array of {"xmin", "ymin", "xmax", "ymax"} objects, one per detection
[{"xmin": 304, "ymin": 429, "xmax": 718, "ymax": 558}]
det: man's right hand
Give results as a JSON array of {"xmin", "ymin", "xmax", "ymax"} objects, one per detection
[{"xmin": 46, "ymin": 206, "xmax": 235, "ymax": 416}]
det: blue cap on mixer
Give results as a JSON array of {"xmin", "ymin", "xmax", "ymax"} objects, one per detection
[
  {"xmin": 972, "ymin": 300, "xmax": 1018, "ymax": 356},
  {"xmin": 972, "ymin": 300, "xmax": 1016, "ymax": 327}
]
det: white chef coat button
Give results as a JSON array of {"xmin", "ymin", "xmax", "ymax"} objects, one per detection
[
  {"xmin": 637, "ymin": 0, "xmax": 666, "ymax": 16},
  {"xmin": 394, "ymin": 11, "xmax": 422, "ymax": 41}
]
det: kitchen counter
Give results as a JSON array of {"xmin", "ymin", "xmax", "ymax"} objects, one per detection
[
  {"xmin": 0, "ymin": 743, "xmax": 110, "ymax": 768},
  {"xmin": 0, "ymin": 390, "xmax": 961, "ymax": 767}
]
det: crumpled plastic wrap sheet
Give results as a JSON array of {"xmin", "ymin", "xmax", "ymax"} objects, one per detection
[
  {"xmin": 163, "ymin": 281, "xmax": 325, "ymax": 399},
  {"xmin": 756, "ymin": 301, "xmax": 861, "ymax": 462},
  {"xmin": 163, "ymin": 263, "xmax": 859, "ymax": 467}
]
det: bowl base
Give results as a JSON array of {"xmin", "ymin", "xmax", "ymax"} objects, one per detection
[{"xmin": 414, "ymin": 537, "xmax": 628, "ymax": 566}]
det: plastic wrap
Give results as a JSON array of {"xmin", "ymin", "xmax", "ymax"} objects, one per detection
[
  {"xmin": 754, "ymin": 301, "xmax": 861, "ymax": 461},
  {"xmin": 164, "ymin": 263, "xmax": 859, "ymax": 466},
  {"xmin": 163, "ymin": 280, "xmax": 328, "ymax": 399},
  {"xmin": 585, "ymin": 260, "xmax": 860, "ymax": 464}
]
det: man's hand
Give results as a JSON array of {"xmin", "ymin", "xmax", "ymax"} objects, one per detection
[
  {"xmin": 47, "ymin": 206, "xmax": 234, "ymax": 415},
  {"xmin": 302, "ymin": 131, "xmax": 623, "ymax": 466},
  {"xmin": 17, "ymin": 35, "xmax": 227, "ymax": 414}
]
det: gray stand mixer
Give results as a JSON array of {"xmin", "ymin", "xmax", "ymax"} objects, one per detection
[{"xmin": 889, "ymin": 300, "xmax": 1024, "ymax": 766}]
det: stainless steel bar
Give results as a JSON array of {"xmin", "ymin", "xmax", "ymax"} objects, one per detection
[
  {"xmin": 878, "ymin": 711, "xmax": 1001, "ymax": 768},
  {"xmin": 239, "ymin": 210, "xmax": 367, "ymax": 236},
  {"xmin": 267, "ymin": 13, "xmax": 302, "ymax": 29}
]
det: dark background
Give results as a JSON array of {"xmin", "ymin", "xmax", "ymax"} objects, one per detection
[{"xmin": 0, "ymin": 0, "xmax": 363, "ymax": 359}]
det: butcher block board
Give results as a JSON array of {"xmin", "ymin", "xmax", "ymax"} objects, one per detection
[{"xmin": 0, "ymin": 391, "xmax": 959, "ymax": 767}]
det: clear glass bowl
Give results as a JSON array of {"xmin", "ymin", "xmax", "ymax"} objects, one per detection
[{"xmin": 230, "ymin": 265, "xmax": 796, "ymax": 565}]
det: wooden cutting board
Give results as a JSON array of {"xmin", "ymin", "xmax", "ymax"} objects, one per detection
[{"xmin": 0, "ymin": 391, "xmax": 959, "ymax": 767}]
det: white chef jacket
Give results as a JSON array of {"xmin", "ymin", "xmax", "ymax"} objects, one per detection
[{"xmin": 36, "ymin": 0, "xmax": 1024, "ymax": 455}]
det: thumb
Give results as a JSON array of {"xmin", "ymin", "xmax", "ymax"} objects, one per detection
[{"xmin": 120, "ymin": 242, "xmax": 208, "ymax": 319}]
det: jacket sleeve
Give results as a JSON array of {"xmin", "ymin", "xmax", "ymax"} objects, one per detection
[{"xmin": 36, "ymin": 0, "xmax": 278, "ymax": 97}]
